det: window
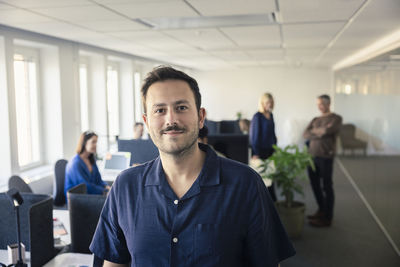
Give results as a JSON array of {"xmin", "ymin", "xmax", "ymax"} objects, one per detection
[
  {"xmin": 79, "ymin": 60, "xmax": 89, "ymax": 132},
  {"xmin": 13, "ymin": 49, "xmax": 41, "ymax": 168},
  {"xmin": 107, "ymin": 63, "xmax": 120, "ymax": 143},
  {"xmin": 134, "ymin": 71, "xmax": 142, "ymax": 122}
]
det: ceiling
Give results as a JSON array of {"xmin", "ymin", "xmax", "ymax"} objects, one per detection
[{"xmin": 0, "ymin": 0, "xmax": 399, "ymax": 70}]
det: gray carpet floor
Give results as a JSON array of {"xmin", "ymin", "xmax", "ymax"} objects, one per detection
[{"xmin": 280, "ymin": 158, "xmax": 400, "ymax": 267}]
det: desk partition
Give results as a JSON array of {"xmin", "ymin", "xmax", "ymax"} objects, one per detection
[{"xmin": 0, "ymin": 193, "xmax": 54, "ymax": 267}]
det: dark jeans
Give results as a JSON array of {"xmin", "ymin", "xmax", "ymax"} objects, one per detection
[
  {"xmin": 308, "ymin": 157, "xmax": 334, "ymax": 220},
  {"xmin": 257, "ymin": 148, "xmax": 277, "ymax": 202}
]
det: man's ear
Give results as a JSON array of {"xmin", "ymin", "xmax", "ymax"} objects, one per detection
[
  {"xmin": 198, "ymin": 108, "xmax": 206, "ymax": 129},
  {"xmin": 142, "ymin": 114, "xmax": 148, "ymax": 127}
]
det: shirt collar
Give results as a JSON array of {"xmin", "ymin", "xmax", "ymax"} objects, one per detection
[{"xmin": 144, "ymin": 143, "xmax": 220, "ymax": 187}]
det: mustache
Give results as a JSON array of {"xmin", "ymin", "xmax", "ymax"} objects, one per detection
[{"xmin": 161, "ymin": 125, "xmax": 185, "ymax": 134}]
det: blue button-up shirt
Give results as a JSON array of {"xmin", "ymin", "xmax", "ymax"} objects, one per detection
[{"xmin": 90, "ymin": 144, "xmax": 295, "ymax": 266}]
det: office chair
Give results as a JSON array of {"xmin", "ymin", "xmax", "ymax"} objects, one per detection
[
  {"xmin": 53, "ymin": 159, "xmax": 68, "ymax": 206},
  {"xmin": 67, "ymin": 183, "xmax": 106, "ymax": 254},
  {"xmin": 339, "ymin": 124, "xmax": 367, "ymax": 155},
  {"xmin": 8, "ymin": 175, "xmax": 33, "ymax": 193}
]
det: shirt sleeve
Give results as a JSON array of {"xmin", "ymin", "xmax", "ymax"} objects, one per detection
[
  {"xmin": 303, "ymin": 118, "xmax": 318, "ymax": 140},
  {"xmin": 90, "ymin": 180, "xmax": 131, "ymax": 263},
  {"xmin": 320, "ymin": 115, "xmax": 343, "ymax": 137},
  {"xmin": 250, "ymin": 113, "xmax": 261, "ymax": 156},
  {"xmin": 244, "ymin": 176, "xmax": 296, "ymax": 266}
]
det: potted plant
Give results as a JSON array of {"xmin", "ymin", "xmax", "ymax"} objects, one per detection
[
  {"xmin": 258, "ymin": 144, "xmax": 315, "ymax": 238},
  {"xmin": 236, "ymin": 111, "xmax": 242, "ymax": 120}
]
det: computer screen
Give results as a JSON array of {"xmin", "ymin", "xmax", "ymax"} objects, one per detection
[{"xmin": 104, "ymin": 153, "xmax": 131, "ymax": 170}]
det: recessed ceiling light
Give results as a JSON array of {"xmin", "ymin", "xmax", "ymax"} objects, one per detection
[{"xmin": 133, "ymin": 13, "xmax": 276, "ymax": 30}]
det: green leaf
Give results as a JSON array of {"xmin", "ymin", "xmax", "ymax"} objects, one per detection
[{"xmin": 258, "ymin": 144, "xmax": 314, "ymax": 206}]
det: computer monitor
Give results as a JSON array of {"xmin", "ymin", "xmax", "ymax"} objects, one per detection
[
  {"xmin": 207, "ymin": 134, "xmax": 249, "ymax": 164},
  {"xmin": 104, "ymin": 152, "xmax": 131, "ymax": 171},
  {"xmin": 118, "ymin": 139, "xmax": 159, "ymax": 165}
]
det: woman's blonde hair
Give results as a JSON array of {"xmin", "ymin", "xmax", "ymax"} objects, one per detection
[{"xmin": 258, "ymin": 92, "xmax": 274, "ymax": 113}]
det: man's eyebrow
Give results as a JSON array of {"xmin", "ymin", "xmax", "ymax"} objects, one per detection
[
  {"xmin": 175, "ymin": 100, "xmax": 190, "ymax": 105},
  {"xmin": 152, "ymin": 103, "xmax": 167, "ymax": 108},
  {"xmin": 151, "ymin": 100, "xmax": 190, "ymax": 108}
]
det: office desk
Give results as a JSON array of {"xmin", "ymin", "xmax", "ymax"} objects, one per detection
[
  {"xmin": 43, "ymin": 253, "xmax": 93, "ymax": 267},
  {"xmin": 0, "ymin": 250, "xmax": 30, "ymax": 266},
  {"xmin": 53, "ymin": 209, "xmax": 70, "ymax": 246},
  {"xmin": 0, "ymin": 250, "xmax": 93, "ymax": 267}
]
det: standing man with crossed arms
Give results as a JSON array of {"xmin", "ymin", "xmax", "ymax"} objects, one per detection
[{"xmin": 304, "ymin": 94, "xmax": 342, "ymax": 227}]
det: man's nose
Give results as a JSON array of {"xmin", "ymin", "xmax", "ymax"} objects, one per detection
[{"xmin": 165, "ymin": 108, "xmax": 178, "ymax": 125}]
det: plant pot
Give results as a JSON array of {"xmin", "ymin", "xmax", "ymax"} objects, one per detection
[{"xmin": 275, "ymin": 201, "xmax": 305, "ymax": 238}]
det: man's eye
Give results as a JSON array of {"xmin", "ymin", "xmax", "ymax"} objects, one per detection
[
  {"xmin": 155, "ymin": 108, "xmax": 165, "ymax": 114},
  {"xmin": 177, "ymin": 105, "xmax": 188, "ymax": 111}
]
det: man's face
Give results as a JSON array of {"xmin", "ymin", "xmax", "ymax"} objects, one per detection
[
  {"xmin": 143, "ymin": 80, "xmax": 205, "ymax": 156},
  {"xmin": 317, "ymin": 98, "xmax": 330, "ymax": 114}
]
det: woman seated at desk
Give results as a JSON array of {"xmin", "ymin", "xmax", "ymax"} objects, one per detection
[{"xmin": 65, "ymin": 131, "xmax": 110, "ymax": 197}]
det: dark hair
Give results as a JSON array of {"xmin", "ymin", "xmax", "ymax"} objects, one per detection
[
  {"xmin": 318, "ymin": 94, "xmax": 331, "ymax": 104},
  {"xmin": 141, "ymin": 66, "xmax": 201, "ymax": 113},
  {"xmin": 198, "ymin": 125, "xmax": 209, "ymax": 139},
  {"xmin": 134, "ymin": 122, "xmax": 144, "ymax": 127},
  {"xmin": 76, "ymin": 131, "xmax": 98, "ymax": 164}
]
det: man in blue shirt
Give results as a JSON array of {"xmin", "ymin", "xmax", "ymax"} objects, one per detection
[{"xmin": 90, "ymin": 66, "xmax": 295, "ymax": 266}]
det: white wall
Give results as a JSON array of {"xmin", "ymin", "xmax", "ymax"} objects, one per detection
[
  {"xmin": 59, "ymin": 43, "xmax": 81, "ymax": 159},
  {"xmin": 0, "ymin": 36, "xmax": 12, "ymax": 186},
  {"xmin": 194, "ymin": 67, "xmax": 333, "ymax": 147},
  {"xmin": 118, "ymin": 59, "xmax": 134, "ymax": 139}
]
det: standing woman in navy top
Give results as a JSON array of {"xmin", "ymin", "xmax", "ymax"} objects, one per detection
[
  {"xmin": 64, "ymin": 131, "xmax": 110, "ymax": 197},
  {"xmin": 250, "ymin": 92, "xmax": 278, "ymax": 201}
]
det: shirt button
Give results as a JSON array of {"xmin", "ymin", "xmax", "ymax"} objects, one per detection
[
  {"xmin": 174, "ymin": 199, "xmax": 179, "ymax": 205},
  {"xmin": 172, "ymin": 237, "xmax": 178, "ymax": 243}
]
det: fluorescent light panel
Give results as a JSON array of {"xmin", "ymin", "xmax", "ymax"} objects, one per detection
[{"xmin": 134, "ymin": 13, "xmax": 276, "ymax": 30}]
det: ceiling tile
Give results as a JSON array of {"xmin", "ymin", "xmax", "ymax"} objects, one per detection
[
  {"xmin": 94, "ymin": 0, "xmax": 174, "ymax": 4},
  {"xmin": 208, "ymin": 50, "xmax": 250, "ymax": 61},
  {"xmin": 1, "ymin": 0, "xmax": 91, "ymax": 8},
  {"xmin": 32, "ymin": 5, "xmax": 123, "ymax": 21},
  {"xmin": 164, "ymin": 28, "xmax": 236, "ymax": 50},
  {"xmin": 0, "ymin": 9, "xmax": 52, "ymax": 24},
  {"xmin": 333, "ymin": 0, "xmax": 400, "ymax": 49},
  {"xmin": 75, "ymin": 20, "xmax": 147, "ymax": 32},
  {"xmin": 104, "ymin": 1, "xmax": 198, "ymax": 19},
  {"xmin": 221, "ymin": 25, "xmax": 281, "ymax": 47},
  {"xmin": 283, "ymin": 22, "xmax": 345, "ymax": 48},
  {"xmin": 259, "ymin": 60, "xmax": 285, "ymax": 66},
  {"xmin": 0, "ymin": 3, "xmax": 14, "ymax": 10},
  {"xmin": 108, "ymin": 30, "xmax": 195, "ymax": 51},
  {"xmin": 279, "ymin": 0, "xmax": 365, "ymax": 23},
  {"xmin": 231, "ymin": 61, "xmax": 262, "ymax": 67},
  {"xmin": 285, "ymin": 48, "xmax": 322, "ymax": 62},
  {"xmin": 245, "ymin": 49, "xmax": 284, "ymax": 60},
  {"xmin": 187, "ymin": 0, "xmax": 276, "ymax": 16},
  {"xmin": 12, "ymin": 21, "xmax": 108, "ymax": 41},
  {"xmin": 166, "ymin": 49, "xmax": 209, "ymax": 58},
  {"xmin": 110, "ymin": 30, "xmax": 175, "ymax": 43}
]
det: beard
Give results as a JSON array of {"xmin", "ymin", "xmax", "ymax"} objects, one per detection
[{"xmin": 150, "ymin": 123, "xmax": 200, "ymax": 157}]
